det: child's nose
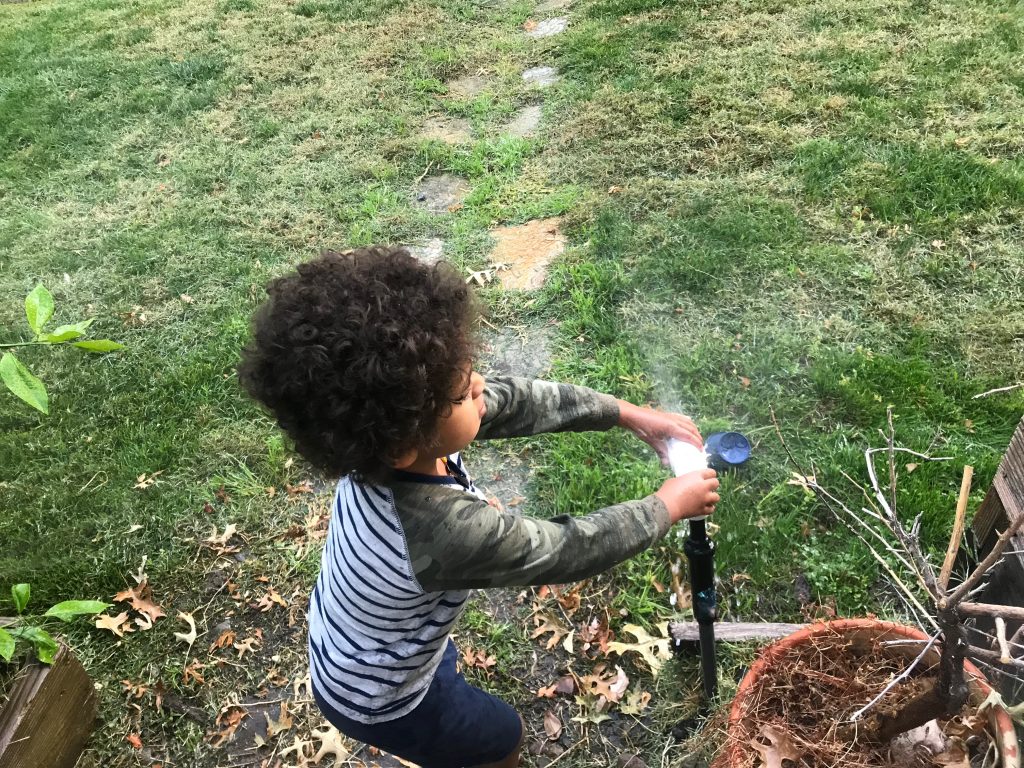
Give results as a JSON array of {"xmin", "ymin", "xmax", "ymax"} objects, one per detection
[{"xmin": 471, "ymin": 371, "xmax": 485, "ymax": 398}]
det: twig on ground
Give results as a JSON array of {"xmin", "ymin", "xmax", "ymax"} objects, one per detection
[{"xmin": 972, "ymin": 383, "xmax": 1024, "ymax": 399}]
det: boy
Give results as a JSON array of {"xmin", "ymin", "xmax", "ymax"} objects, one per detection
[{"xmin": 238, "ymin": 246, "xmax": 720, "ymax": 768}]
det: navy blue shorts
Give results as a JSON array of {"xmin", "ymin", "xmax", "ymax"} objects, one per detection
[{"xmin": 312, "ymin": 641, "xmax": 522, "ymax": 768}]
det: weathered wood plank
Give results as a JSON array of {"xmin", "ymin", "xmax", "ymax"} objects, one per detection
[
  {"xmin": 974, "ymin": 416, "xmax": 1024, "ymax": 553},
  {"xmin": 669, "ymin": 621, "xmax": 806, "ymax": 643},
  {"xmin": 0, "ymin": 643, "xmax": 96, "ymax": 768}
]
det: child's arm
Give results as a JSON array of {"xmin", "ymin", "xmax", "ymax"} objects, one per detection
[
  {"xmin": 391, "ymin": 470, "xmax": 719, "ymax": 591},
  {"xmin": 478, "ymin": 375, "xmax": 702, "ymax": 456}
]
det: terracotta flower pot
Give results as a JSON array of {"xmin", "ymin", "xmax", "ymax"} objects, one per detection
[{"xmin": 721, "ymin": 618, "xmax": 1020, "ymax": 767}]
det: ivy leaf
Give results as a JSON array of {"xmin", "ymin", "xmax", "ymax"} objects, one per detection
[
  {"xmin": 44, "ymin": 600, "xmax": 111, "ymax": 622},
  {"xmin": 72, "ymin": 339, "xmax": 124, "ymax": 353},
  {"xmin": 0, "ymin": 628, "xmax": 14, "ymax": 661},
  {"xmin": 25, "ymin": 285, "xmax": 54, "ymax": 335},
  {"xmin": 39, "ymin": 320, "xmax": 94, "ymax": 344},
  {"xmin": 11, "ymin": 583, "xmax": 30, "ymax": 614},
  {"xmin": 0, "ymin": 353, "xmax": 49, "ymax": 414}
]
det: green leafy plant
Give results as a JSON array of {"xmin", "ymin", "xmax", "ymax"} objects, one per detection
[
  {"xmin": 1, "ymin": 284, "xmax": 123, "ymax": 414},
  {"xmin": 0, "ymin": 583, "xmax": 110, "ymax": 664}
]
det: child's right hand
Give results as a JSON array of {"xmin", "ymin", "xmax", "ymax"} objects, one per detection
[{"xmin": 655, "ymin": 469, "xmax": 720, "ymax": 524}]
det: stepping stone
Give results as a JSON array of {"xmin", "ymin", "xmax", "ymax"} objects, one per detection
[
  {"xmin": 419, "ymin": 116, "xmax": 472, "ymax": 144},
  {"xmin": 522, "ymin": 66, "xmax": 560, "ymax": 88},
  {"xmin": 446, "ymin": 74, "xmax": 490, "ymax": 99},
  {"xmin": 407, "ymin": 238, "xmax": 446, "ymax": 264},
  {"xmin": 412, "ymin": 175, "xmax": 470, "ymax": 214},
  {"xmin": 525, "ymin": 17, "xmax": 568, "ymax": 38},
  {"xmin": 489, "ymin": 218, "xmax": 565, "ymax": 290},
  {"xmin": 500, "ymin": 105, "xmax": 542, "ymax": 138}
]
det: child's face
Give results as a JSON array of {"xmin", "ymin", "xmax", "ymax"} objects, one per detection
[{"xmin": 430, "ymin": 369, "xmax": 487, "ymax": 458}]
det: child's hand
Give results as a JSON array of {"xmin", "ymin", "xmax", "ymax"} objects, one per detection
[
  {"xmin": 655, "ymin": 469, "xmax": 720, "ymax": 524},
  {"xmin": 617, "ymin": 400, "xmax": 703, "ymax": 465}
]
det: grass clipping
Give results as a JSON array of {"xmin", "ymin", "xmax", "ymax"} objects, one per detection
[{"xmin": 728, "ymin": 631, "xmax": 1000, "ymax": 768}]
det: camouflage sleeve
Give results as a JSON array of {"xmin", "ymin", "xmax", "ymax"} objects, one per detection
[
  {"xmin": 476, "ymin": 375, "xmax": 621, "ymax": 440},
  {"xmin": 390, "ymin": 481, "xmax": 671, "ymax": 591}
]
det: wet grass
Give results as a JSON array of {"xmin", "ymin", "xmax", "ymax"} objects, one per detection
[{"xmin": 2, "ymin": 0, "xmax": 1023, "ymax": 764}]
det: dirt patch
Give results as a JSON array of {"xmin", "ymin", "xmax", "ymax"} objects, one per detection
[
  {"xmin": 407, "ymin": 238, "xmax": 446, "ymax": 264},
  {"xmin": 490, "ymin": 218, "xmax": 565, "ymax": 290},
  {"xmin": 412, "ymin": 175, "xmax": 471, "ymax": 214},
  {"xmin": 420, "ymin": 115, "xmax": 472, "ymax": 144},
  {"xmin": 500, "ymin": 104, "xmax": 543, "ymax": 138},
  {"xmin": 522, "ymin": 66, "xmax": 560, "ymax": 88},
  {"xmin": 526, "ymin": 17, "xmax": 569, "ymax": 38},
  {"xmin": 446, "ymin": 74, "xmax": 490, "ymax": 99}
]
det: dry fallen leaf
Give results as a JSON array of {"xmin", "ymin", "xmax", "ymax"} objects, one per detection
[
  {"xmin": 531, "ymin": 612, "xmax": 570, "ymax": 650},
  {"xmin": 311, "ymin": 724, "xmax": 350, "ymax": 767},
  {"xmin": 606, "ymin": 624, "xmax": 672, "ymax": 677},
  {"xmin": 619, "ymin": 689, "xmax": 652, "ymax": 715},
  {"xmin": 234, "ymin": 635, "xmax": 260, "ymax": 659},
  {"xmin": 182, "ymin": 659, "xmax": 206, "ymax": 686},
  {"xmin": 265, "ymin": 701, "xmax": 294, "ymax": 740},
  {"xmin": 126, "ymin": 732, "xmax": 143, "ymax": 749},
  {"xmin": 96, "ymin": 611, "xmax": 132, "ymax": 637},
  {"xmin": 537, "ymin": 675, "xmax": 576, "ymax": 698},
  {"xmin": 134, "ymin": 471, "xmax": 163, "ymax": 490},
  {"xmin": 173, "ymin": 611, "xmax": 197, "ymax": 647},
  {"xmin": 255, "ymin": 588, "xmax": 289, "ymax": 612},
  {"xmin": 210, "ymin": 628, "xmax": 236, "ymax": 652},
  {"xmin": 113, "ymin": 580, "xmax": 166, "ymax": 623},
  {"xmin": 750, "ymin": 724, "xmax": 802, "ymax": 768},
  {"xmin": 543, "ymin": 709, "xmax": 562, "ymax": 740}
]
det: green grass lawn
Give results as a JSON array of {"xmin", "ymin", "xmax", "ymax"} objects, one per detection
[{"xmin": 2, "ymin": 0, "xmax": 1023, "ymax": 764}]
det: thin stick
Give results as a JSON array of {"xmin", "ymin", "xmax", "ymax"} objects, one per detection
[
  {"xmin": 848, "ymin": 633, "xmax": 939, "ymax": 722},
  {"xmin": 972, "ymin": 382, "xmax": 1024, "ymax": 399},
  {"xmin": 944, "ymin": 515, "xmax": 1024, "ymax": 608},
  {"xmin": 939, "ymin": 465, "xmax": 974, "ymax": 591}
]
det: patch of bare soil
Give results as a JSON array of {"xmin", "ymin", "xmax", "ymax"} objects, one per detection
[
  {"xmin": 730, "ymin": 633, "xmax": 1001, "ymax": 768},
  {"xmin": 419, "ymin": 115, "xmax": 472, "ymax": 144},
  {"xmin": 446, "ymin": 74, "xmax": 490, "ymax": 99},
  {"xmin": 490, "ymin": 218, "xmax": 565, "ymax": 290}
]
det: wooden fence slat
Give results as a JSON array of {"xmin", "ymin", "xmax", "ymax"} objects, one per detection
[{"xmin": 0, "ymin": 644, "xmax": 96, "ymax": 768}]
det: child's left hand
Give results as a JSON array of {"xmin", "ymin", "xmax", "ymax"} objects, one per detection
[{"xmin": 616, "ymin": 400, "xmax": 703, "ymax": 467}]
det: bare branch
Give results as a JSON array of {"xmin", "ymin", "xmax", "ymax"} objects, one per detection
[
  {"xmin": 958, "ymin": 602, "xmax": 1024, "ymax": 622},
  {"xmin": 966, "ymin": 644, "xmax": 1024, "ymax": 672},
  {"xmin": 944, "ymin": 515, "xmax": 1024, "ymax": 608},
  {"xmin": 939, "ymin": 466, "xmax": 974, "ymax": 592}
]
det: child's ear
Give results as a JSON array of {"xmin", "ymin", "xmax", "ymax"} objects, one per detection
[{"xmin": 390, "ymin": 447, "xmax": 419, "ymax": 469}]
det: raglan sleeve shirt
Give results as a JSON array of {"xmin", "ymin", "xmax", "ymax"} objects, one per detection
[{"xmin": 389, "ymin": 375, "xmax": 672, "ymax": 592}]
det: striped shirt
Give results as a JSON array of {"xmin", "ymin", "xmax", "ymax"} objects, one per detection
[{"xmin": 308, "ymin": 376, "xmax": 670, "ymax": 724}]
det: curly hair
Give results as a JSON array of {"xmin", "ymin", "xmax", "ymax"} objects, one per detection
[{"xmin": 238, "ymin": 246, "xmax": 477, "ymax": 480}]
